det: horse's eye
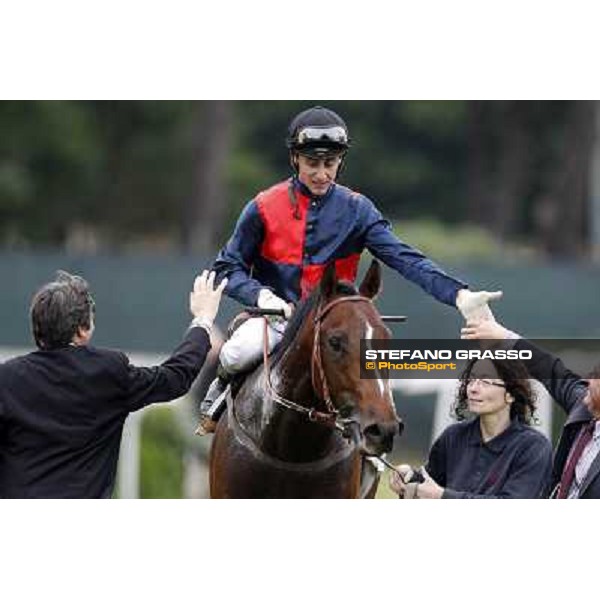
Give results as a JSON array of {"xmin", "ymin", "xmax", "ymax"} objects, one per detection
[{"xmin": 328, "ymin": 335, "xmax": 342, "ymax": 352}]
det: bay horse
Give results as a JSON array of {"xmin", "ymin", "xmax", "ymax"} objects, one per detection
[{"xmin": 209, "ymin": 260, "xmax": 401, "ymax": 498}]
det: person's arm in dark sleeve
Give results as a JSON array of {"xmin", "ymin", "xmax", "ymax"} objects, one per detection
[
  {"xmin": 515, "ymin": 338, "xmax": 588, "ymax": 416},
  {"xmin": 360, "ymin": 198, "xmax": 467, "ymax": 307},
  {"xmin": 443, "ymin": 436, "xmax": 553, "ymax": 499},
  {"xmin": 425, "ymin": 430, "xmax": 448, "ymax": 487},
  {"xmin": 120, "ymin": 326, "xmax": 212, "ymax": 412},
  {"xmin": 211, "ymin": 199, "xmax": 266, "ymax": 307}
]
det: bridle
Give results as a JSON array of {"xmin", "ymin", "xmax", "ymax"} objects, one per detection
[{"xmin": 262, "ymin": 294, "xmax": 373, "ymax": 432}]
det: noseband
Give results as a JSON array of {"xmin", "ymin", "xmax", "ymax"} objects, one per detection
[{"xmin": 263, "ymin": 295, "xmax": 373, "ymax": 429}]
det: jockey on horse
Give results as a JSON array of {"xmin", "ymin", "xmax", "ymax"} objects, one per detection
[{"xmin": 196, "ymin": 105, "xmax": 501, "ymax": 435}]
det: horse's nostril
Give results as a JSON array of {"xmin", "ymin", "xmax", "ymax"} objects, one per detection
[
  {"xmin": 363, "ymin": 422, "xmax": 396, "ymax": 454},
  {"xmin": 363, "ymin": 423, "xmax": 383, "ymax": 440},
  {"xmin": 364, "ymin": 422, "xmax": 399, "ymax": 441},
  {"xmin": 397, "ymin": 420, "xmax": 404, "ymax": 436},
  {"xmin": 338, "ymin": 404, "xmax": 354, "ymax": 419}
]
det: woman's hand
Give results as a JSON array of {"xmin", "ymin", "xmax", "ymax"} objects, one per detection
[
  {"xmin": 388, "ymin": 464, "xmax": 413, "ymax": 498},
  {"xmin": 461, "ymin": 319, "xmax": 512, "ymax": 341},
  {"xmin": 414, "ymin": 468, "xmax": 444, "ymax": 499},
  {"xmin": 390, "ymin": 466, "xmax": 444, "ymax": 499}
]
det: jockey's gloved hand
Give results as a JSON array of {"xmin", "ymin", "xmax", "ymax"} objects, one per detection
[
  {"xmin": 257, "ymin": 289, "xmax": 293, "ymax": 319},
  {"xmin": 456, "ymin": 289, "xmax": 503, "ymax": 323}
]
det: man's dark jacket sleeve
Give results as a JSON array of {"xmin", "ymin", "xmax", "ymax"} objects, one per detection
[
  {"xmin": 514, "ymin": 338, "xmax": 588, "ymax": 415},
  {"xmin": 119, "ymin": 326, "xmax": 212, "ymax": 412}
]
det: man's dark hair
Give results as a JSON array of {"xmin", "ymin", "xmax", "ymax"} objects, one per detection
[{"xmin": 30, "ymin": 271, "xmax": 95, "ymax": 349}]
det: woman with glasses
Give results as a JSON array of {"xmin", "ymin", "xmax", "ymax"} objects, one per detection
[{"xmin": 390, "ymin": 358, "xmax": 553, "ymax": 499}]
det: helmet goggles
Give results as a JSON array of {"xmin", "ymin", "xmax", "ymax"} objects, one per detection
[
  {"xmin": 296, "ymin": 125, "xmax": 349, "ymax": 146},
  {"xmin": 292, "ymin": 125, "xmax": 349, "ymax": 157}
]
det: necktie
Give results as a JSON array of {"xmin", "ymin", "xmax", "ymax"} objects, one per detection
[{"xmin": 557, "ymin": 420, "xmax": 596, "ymax": 498}]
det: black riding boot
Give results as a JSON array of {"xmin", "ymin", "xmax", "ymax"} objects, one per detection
[{"xmin": 195, "ymin": 365, "xmax": 232, "ymax": 436}]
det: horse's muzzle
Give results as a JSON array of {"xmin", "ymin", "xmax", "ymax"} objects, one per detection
[{"xmin": 363, "ymin": 420, "xmax": 399, "ymax": 454}]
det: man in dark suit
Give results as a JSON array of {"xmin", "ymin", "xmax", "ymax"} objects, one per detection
[
  {"xmin": 0, "ymin": 269, "xmax": 226, "ymax": 498},
  {"xmin": 462, "ymin": 319, "xmax": 600, "ymax": 499}
]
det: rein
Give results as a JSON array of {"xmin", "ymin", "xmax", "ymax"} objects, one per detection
[{"xmin": 262, "ymin": 295, "xmax": 373, "ymax": 430}]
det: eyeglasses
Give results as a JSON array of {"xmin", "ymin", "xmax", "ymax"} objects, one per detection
[
  {"xmin": 466, "ymin": 378, "xmax": 506, "ymax": 389},
  {"xmin": 296, "ymin": 126, "xmax": 349, "ymax": 146}
]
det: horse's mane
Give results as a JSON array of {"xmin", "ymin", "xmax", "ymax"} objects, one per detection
[{"xmin": 270, "ymin": 280, "xmax": 359, "ymax": 367}]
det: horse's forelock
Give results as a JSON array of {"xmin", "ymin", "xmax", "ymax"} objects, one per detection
[{"xmin": 270, "ymin": 281, "xmax": 359, "ymax": 365}]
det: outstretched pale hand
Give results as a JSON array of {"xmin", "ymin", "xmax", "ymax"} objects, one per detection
[
  {"xmin": 461, "ymin": 319, "xmax": 512, "ymax": 341},
  {"xmin": 456, "ymin": 289, "xmax": 503, "ymax": 323},
  {"xmin": 190, "ymin": 270, "xmax": 228, "ymax": 324}
]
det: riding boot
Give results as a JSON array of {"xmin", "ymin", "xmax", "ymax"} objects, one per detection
[{"xmin": 195, "ymin": 365, "xmax": 232, "ymax": 436}]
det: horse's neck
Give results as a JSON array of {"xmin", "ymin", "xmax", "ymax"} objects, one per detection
[
  {"xmin": 235, "ymin": 340, "xmax": 340, "ymax": 463},
  {"xmin": 266, "ymin": 359, "xmax": 340, "ymax": 462}
]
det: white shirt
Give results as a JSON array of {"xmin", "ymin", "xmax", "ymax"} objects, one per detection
[{"xmin": 190, "ymin": 317, "xmax": 213, "ymax": 336}]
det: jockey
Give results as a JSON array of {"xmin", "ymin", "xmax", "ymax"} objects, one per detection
[{"xmin": 196, "ymin": 105, "xmax": 501, "ymax": 434}]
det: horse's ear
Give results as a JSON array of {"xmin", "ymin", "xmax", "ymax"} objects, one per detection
[
  {"xmin": 319, "ymin": 262, "xmax": 337, "ymax": 299},
  {"xmin": 359, "ymin": 259, "xmax": 382, "ymax": 299}
]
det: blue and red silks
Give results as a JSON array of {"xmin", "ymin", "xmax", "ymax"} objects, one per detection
[{"xmin": 212, "ymin": 177, "xmax": 465, "ymax": 307}]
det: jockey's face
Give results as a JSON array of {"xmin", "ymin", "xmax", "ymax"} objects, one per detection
[{"xmin": 295, "ymin": 153, "xmax": 343, "ymax": 196}]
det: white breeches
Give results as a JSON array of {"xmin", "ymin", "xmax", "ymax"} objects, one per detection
[{"xmin": 219, "ymin": 317, "xmax": 287, "ymax": 374}]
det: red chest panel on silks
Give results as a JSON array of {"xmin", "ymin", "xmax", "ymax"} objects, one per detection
[
  {"xmin": 255, "ymin": 179, "xmax": 362, "ymax": 300},
  {"xmin": 300, "ymin": 254, "xmax": 361, "ymax": 299},
  {"xmin": 256, "ymin": 180, "xmax": 309, "ymax": 264}
]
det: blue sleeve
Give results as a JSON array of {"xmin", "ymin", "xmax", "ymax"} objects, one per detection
[
  {"xmin": 361, "ymin": 198, "xmax": 467, "ymax": 307},
  {"xmin": 211, "ymin": 199, "xmax": 266, "ymax": 307},
  {"xmin": 443, "ymin": 435, "xmax": 553, "ymax": 499}
]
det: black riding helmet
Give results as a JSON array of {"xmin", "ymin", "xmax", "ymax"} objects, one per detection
[{"xmin": 286, "ymin": 106, "xmax": 351, "ymax": 158}]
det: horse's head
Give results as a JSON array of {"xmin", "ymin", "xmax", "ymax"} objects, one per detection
[{"xmin": 312, "ymin": 260, "xmax": 402, "ymax": 456}]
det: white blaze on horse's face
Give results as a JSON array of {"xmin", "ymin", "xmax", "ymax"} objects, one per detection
[{"xmin": 364, "ymin": 321, "xmax": 394, "ymax": 407}]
